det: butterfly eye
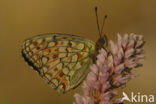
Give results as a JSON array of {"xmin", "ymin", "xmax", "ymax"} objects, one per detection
[{"xmin": 98, "ymin": 38, "xmax": 105, "ymax": 45}]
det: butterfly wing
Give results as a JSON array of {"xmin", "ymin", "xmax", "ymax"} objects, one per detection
[{"xmin": 22, "ymin": 33, "xmax": 95, "ymax": 93}]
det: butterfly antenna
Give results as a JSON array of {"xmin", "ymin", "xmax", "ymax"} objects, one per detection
[
  {"xmin": 100, "ymin": 15, "xmax": 107, "ymax": 35},
  {"xmin": 95, "ymin": 7, "xmax": 101, "ymax": 38}
]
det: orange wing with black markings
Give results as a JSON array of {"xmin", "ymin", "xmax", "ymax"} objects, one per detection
[{"xmin": 22, "ymin": 33, "xmax": 95, "ymax": 93}]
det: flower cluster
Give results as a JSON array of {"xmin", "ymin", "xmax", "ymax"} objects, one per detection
[{"xmin": 73, "ymin": 33, "xmax": 145, "ymax": 104}]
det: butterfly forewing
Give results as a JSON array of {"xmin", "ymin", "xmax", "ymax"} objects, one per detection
[{"xmin": 22, "ymin": 33, "xmax": 95, "ymax": 93}]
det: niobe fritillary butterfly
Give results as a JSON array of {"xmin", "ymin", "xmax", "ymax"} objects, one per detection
[{"xmin": 22, "ymin": 7, "xmax": 108, "ymax": 93}]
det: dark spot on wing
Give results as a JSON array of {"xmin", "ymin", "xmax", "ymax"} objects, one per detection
[
  {"xmin": 59, "ymin": 72, "xmax": 64, "ymax": 77},
  {"xmin": 36, "ymin": 47, "xmax": 40, "ymax": 50}
]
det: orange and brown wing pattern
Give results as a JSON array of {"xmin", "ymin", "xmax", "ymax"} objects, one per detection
[{"xmin": 22, "ymin": 33, "xmax": 95, "ymax": 93}]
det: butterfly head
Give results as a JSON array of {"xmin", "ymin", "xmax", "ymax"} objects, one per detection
[{"xmin": 96, "ymin": 34, "xmax": 107, "ymax": 49}]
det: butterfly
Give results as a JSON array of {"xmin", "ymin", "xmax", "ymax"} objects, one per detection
[{"xmin": 22, "ymin": 7, "xmax": 108, "ymax": 93}]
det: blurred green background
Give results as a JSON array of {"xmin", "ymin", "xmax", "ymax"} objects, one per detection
[{"xmin": 0, "ymin": 0, "xmax": 155, "ymax": 104}]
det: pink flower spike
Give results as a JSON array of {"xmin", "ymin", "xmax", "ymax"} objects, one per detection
[{"xmin": 73, "ymin": 33, "xmax": 145, "ymax": 104}]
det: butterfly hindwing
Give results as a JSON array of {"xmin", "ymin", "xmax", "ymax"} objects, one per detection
[{"xmin": 22, "ymin": 33, "xmax": 95, "ymax": 93}]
